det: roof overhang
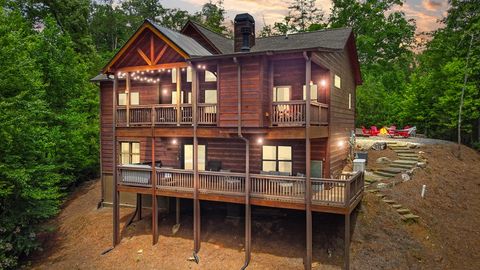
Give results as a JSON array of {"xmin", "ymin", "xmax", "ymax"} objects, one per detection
[{"xmin": 180, "ymin": 21, "xmax": 222, "ymax": 54}]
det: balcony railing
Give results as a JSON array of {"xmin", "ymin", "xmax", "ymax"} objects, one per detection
[
  {"xmin": 117, "ymin": 165, "xmax": 364, "ymax": 208},
  {"xmin": 116, "ymin": 104, "xmax": 217, "ymax": 127},
  {"xmin": 271, "ymin": 100, "xmax": 328, "ymax": 126}
]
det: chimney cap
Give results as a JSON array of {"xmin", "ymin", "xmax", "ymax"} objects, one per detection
[{"xmin": 234, "ymin": 13, "xmax": 255, "ymax": 23}]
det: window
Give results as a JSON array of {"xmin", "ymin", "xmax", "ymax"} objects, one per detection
[
  {"xmin": 205, "ymin": 90, "xmax": 217, "ymax": 104},
  {"xmin": 205, "ymin": 70, "xmax": 217, "ymax": 82},
  {"xmin": 184, "ymin": 144, "xmax": 206, "ymax": 171},
  {"xmin": 273, "ymin": 86, "xmax": 291, "ymax": 102},
  {"xmin": 118, "ymin": 92, "xmax": 139, "ymax": 105},
  {"xmin": 120, "ymin": 142, "xmax": 140, "ymax": 165},
  {"xmin": 118, "ymin": 93, "xmax": 126, "ymax": 106},
  {"xmin": 262, "ymin": 145, "xmax": 292, "ymax": 174},
  {"xmin": 302, "ymin": 84, "xmax": 318, "ymax": 100},
  {"xmin": 172, "ymin": 91, "xmax": 186, "ymax": 104},
  {"xmin": 172, "ymin": 68, "xmax": 177, "ymax": 83},
  {"xmin": 334, "ymin": 74, "xmax": 341, "ymax": 88},
  {"xmin": 187, "ymin": 66, "xmax": 192, "ymax": 82},
  {"xmin": 348, "ymin": 93, "xmax": 352, "ymax": 109},
  {"xmin": 130, "ymin": 92, "xmax": 139, "ymax": 105}
]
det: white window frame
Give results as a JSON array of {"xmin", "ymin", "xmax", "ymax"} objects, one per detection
[
  {"xmin": 348, "ymin": 93, "xmax": 352, "ymax": 109},
  {"xmin": 118, "ymin": 92, "xmax": 139, "ymax": 106}
]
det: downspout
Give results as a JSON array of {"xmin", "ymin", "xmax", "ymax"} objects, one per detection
[{"xmin": 234, "ymin": 57, "xmax": 251, "ymax": 270}]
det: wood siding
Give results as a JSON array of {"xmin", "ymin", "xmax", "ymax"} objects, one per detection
[{"xmin": 313, "ymin": 50, "xmax": 356, "ymax": 176}]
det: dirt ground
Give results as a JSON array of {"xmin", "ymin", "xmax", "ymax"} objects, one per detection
[{"xmin": 27, "ymin": 142, "xmax": 480, "ymax": 270}]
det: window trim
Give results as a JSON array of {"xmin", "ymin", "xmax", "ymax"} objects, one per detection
[
  {"xmin": 205, "ymin": 70, "xmax": 217, "ymax": 82},
  {"xmin": 262, "ymin": 145, "xmax": 293, "ymax": 174},
  {"xmin": 334, "ymin": 74, "xmax": 341, "ymax": 89}
]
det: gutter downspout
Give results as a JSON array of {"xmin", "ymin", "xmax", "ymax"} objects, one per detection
[{"xmin": 234, "ymin": 57, "xmax": 251, "ymax": 270}]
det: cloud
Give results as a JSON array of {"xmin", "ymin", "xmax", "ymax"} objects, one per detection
[{"xmin": 422, "ymin": 0, "xmax": 444, "ymax": 12}]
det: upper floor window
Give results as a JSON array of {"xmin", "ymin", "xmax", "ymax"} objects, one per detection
[
  {"xmin": 205, "ymin": 70, "xmax": 217, "ymax": 82},
  {"xmin": 118, "ymin": 92, "xmax": 139, "ymax": 106},
  {"xmin": 120, "ymin": 142, "xmax": 140, "ymax": 165},
  {"xmin": 262, "ymin": 145, "xmax": 292, "ymax": 174},
  {"xmin": 334, "ymin": 74, "xmax": 341, "ymax": 89},
  {"xmin": 172, "ymin": 91, "xmax": 191, "ymax": 104},
  {"xmin": 348, "ymin": 93, "xmax": 352, "ymax": 109},
  {"xmin": 186, "ymin": 66, "xmax": 192, "ymax": 82},
  {"xmin": 273, "ymin": 86, "xmax": 291, "ymax": 102},
  {"xmin": 302, "ymin": 84, "xmax": 318, "ymax": 101}
]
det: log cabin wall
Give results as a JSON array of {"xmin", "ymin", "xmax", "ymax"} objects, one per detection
[
  {"xmin": 313, "ymin": 50, "xmax": 356, "ymax": 176},
  {"xmin": 217, "ymin": 57, "xmax": 263, "ymax": 127}
]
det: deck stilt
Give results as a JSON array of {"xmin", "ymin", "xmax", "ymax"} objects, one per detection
[
  {"xmin": 176, "ymin": 197, "xmax": 180, "ymax": 225},
  {"xmin": 344, "ymin": 212, "xmax": 351, "ymax": 270}
]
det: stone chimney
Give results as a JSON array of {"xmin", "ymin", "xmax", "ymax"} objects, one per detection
[{"xmin": 234, "ymin": 13, "xmax": 255, "ymax": 52}]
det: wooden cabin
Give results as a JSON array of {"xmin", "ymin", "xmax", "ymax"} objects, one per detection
[{"xmin": 92, "ymin": 13, "xmax": 363, "ymax": 270}]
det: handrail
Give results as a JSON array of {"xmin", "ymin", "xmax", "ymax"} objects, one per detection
[{"xmin": 117, "ymin": 166, "xmax": 363, "ymax": 207}]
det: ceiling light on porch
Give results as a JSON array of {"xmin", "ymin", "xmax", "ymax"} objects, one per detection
[
  {"xmin": 141, "ymin": 71, "xmax": 145, "ymax": 75},
  {"xmin": 181, "ymin": 67, "xmax": 186, "ymax": 71},
  {"xmin": 167, "ymin": 69, "xmax": 171, "ymax": 73},
  {"xmin": 320, "ymin": 79, "xmax": 327, "ymax": 87}
]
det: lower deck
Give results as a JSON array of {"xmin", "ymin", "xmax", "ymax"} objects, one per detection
[{"xmin": 117, "ymin": 167, "xmax": 364, "ymax": 214}]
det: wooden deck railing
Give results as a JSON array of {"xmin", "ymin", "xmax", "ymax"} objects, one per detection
[
  {"xmin": 271, "ymin": 100, "xmax": 328, "ymax": 126},
  {"xmin": 116, "ymin": 104, "xmax": 217, "ymax": 126},
  {"xmin": 117, "ymin": 166, "xmax": 363, "ymax": 209}
]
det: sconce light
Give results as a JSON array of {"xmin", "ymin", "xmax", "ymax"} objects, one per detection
[
  {"xmin": 320, "ymin": 79, "xmax": 327, "ymax": 87},
  {"xmin": 171, "ymin": 138, "xmax": 178, "ymax": 145},
  {"xmin": 337, "ymin": 140, "xmax": 344, "ymax": 148},
  {"xmin": 257, "ymin": 137, "xmax": 264, "ymax": 145}
]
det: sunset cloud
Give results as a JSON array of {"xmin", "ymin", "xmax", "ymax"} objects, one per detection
[{"xmin": 163, "ymin": 0, "xmax": 448, "ymax": 33}]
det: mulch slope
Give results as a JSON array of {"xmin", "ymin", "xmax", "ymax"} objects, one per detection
[{"xmin": 28, "ymin": 143, "xmax": 480, "ymax": 269}]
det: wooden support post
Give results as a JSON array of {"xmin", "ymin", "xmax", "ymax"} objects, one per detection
[
  {"xmin": 304, "ymin": 52, "xmax": 312, "ymax": 270},
  {"xmin": 176, "ymin": 198, "xmax": 180, "ymax": 225},
  {"xmin": 138, "ymin": 194, "xmax": 142, "ymax": 221},
  {"xmin": 126, "ymin": 72, "xmax": 131, "ymax": 127},
  {"xmin": 112, "ymin": 74, "xmax": 120, "ymax": 246},
  {"xmin": 344, "ymin": 213, "xmax": 351, "ymax": 270},
  {"xmin": 192, "ymin": 64, "xmax": 201, "ymax": 257},
  {"xmin": 176, "ymin": 67, "xmax": 181, "ymax": 126},
  {"xmin": 152, "ymin": 135, "xmax": 158, "ymax": 245}
]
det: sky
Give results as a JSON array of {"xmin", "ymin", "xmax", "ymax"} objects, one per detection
[{"xmin": 162, "ymin": 0, "xmax": 450, "ymax": 34}]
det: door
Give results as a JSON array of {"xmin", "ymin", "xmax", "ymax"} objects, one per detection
[{"xmin": 183, "ymin": 144, "xmax": 206, "ymax": 171}]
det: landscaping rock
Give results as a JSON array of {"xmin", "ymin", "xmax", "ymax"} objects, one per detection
[
  {"xmin": 376, "ymin": 157, "xmax": 392, "ymax": 164},
  {"xmin": 371, "ymin": 142, "xmax": 387, "ymax": 150},
  {"xmin": 377, "ymin": 183, "xmax": 389, "ymax": 189},
  {"xmin": 417, "ymin": 162, "xmax": 427, "ymax": 168},
  {"xmin": 401, "ymin": 173, "xmax": 411, "ymax": 181}
]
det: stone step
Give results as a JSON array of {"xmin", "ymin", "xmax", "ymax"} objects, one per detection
[
  {"xmin": 394, "ymin": 150, "xmax": 416, "ymax": 153},
  {"xmin": 399, "ymin": 156, "xmax": 419, "ymax": 161},
  {"xmin": 373, "ymin": 171, "xmax": 397, "ymax": 178},
  {"xmin": 398, "ymin": 153, "xmax": 418, "ymax": 157},
  {"xmin": 389, "ymin": 145, "xmax": 409, "ymax": 149},
  {"xmin": 367, "ymin": 189, "xmax": 379, "ymax": 193},
  {"xmin": 375, "ymin": 193, "xmax": 385, "ymax": 198},
  {"xmin": 397, "ymin": 208, "xmax": 411, "ymax": 214},
  {"xmin": 392, "ymin": 160, "xmax": 418, "ymax": 165},
  {"xmin": 382, "ymin": 199, "xmax": 396, "ymax": 204},
  {"xmin": 386, "ymin": 142, "xmax": 398, "ymax": 145},
  {"xmin": 401, "ymin": 214, "xmax": 420, "ymax": 222},
  {"xmin": 377, "ymin": 167, "xmax": 405, "ymax": 174},
  {"xmin": 392, "ymin": 204, "xmax": 403, "ymax": 209},
  {"xmin": 390, "ymin": 163, "xmax": 413, "ymax": 169}
]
